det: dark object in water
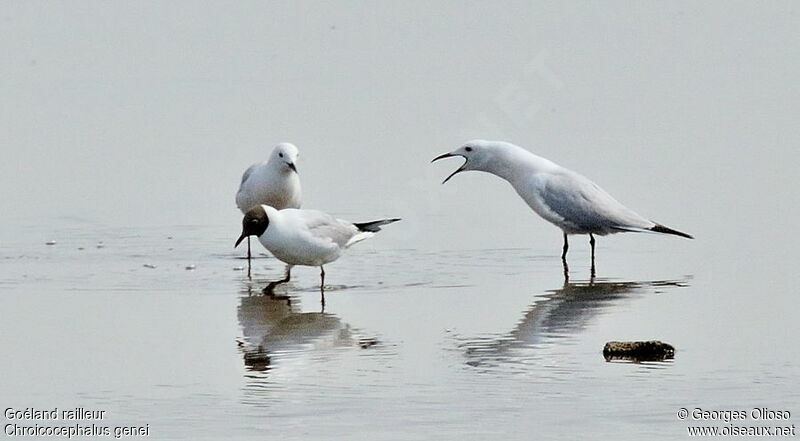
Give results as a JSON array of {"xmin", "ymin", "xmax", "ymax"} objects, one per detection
[
  {"xmin": 243, "ymin": 347, "xmax": 270, "ymax": 371},
  {"xmin": 603, "ymin": 340, "xmax": 675, "ymax": 362},
  {"xmin": 358, "ymin": 338, "xmax": 379, "ymax": 349}
]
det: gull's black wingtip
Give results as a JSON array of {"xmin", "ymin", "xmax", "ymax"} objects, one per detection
[
  {"xmin": 353, "ymin": 218, "xmax": 401, "ymax": 233},
  {"xmin": 650, "ymin": 224, "xmax": 694, "ymax": 239}
]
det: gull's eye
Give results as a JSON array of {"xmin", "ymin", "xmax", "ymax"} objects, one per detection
[
  {"xmin": 279, "ymin": 153, "xmax": 284, "ymax": 158},
  {"xmin": 465, "ymin": 147, "xmax": 473, "ymax": 152}
]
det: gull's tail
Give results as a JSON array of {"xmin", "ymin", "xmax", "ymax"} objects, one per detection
[
  {"xmin": 650, "ymin": 223, "xmax": 693, "ymax": 239},
  {"xmin": 347, "ymin": 218, "xmax": 401, "ymax": 248},
  {"xmin": 353, "ymin": 218, "xmax": 401, "ymax": 233}
]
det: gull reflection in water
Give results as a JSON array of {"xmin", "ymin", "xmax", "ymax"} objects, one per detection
[
  {"xmin": 456, "ymin": 278, "xmax": 689, "ymax": 369},
  {"xmin": 237, "ymin": 286, "xmax": 378, "ymax": 372}
]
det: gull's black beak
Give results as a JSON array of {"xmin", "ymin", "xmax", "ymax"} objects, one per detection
[
  {"xmin": 235, "ymin": 231, "xmax": 248, "ymax": 248},
  {"xmin": 431, "ymin": 152, "xmax": 466, "ymax": 184},
  {"xmin": 287, "ymin": 162, "xmax": 297, "ymax": 173},
  {"xmin": 431, "ymin": 152, "xmax": 454, "ymax": 163}
]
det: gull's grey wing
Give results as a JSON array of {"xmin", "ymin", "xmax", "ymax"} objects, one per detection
[
  {"xmin": 541, "ymin": 170, "xmax": 653, "ymax": 233},
  {"xmin": 239, "ymin": 163, "xmax": 258, "ymax": 187},
  {"xmin": 295, "ymin": 210, "xmax": 357, "ymax": 248}
]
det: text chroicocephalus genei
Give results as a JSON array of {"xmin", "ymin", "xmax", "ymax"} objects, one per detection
[
  {"xmin": 432, "ymin": 140, "xmax": 692, "ymax": 279},
  {"xmin": 235, "ymin": 205, "xmax": 400, "ymax": 305},
  {"xmin": 236, "ymin": 142, "xmax": 302, "ymax": 276}
]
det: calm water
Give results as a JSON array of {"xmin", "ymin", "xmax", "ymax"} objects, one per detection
[{"xmin": 2, "ymin": 2, "xmax": 799, "ymax": 440}]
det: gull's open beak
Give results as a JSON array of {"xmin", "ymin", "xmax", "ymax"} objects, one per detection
[
  {"xmin": 287, "ymin": 162, "xmax": 298, "ymax": 173},
  {"xmin": 431, "ymin": 152, "xmax": 466, "ymax": 184},
  {"xmin": 234, "ymin": 231, "xmax": 248, "ymax": 248},
  {"xmin": 431, "ymin": 152, "xmax": 455, "ymax": 162}
]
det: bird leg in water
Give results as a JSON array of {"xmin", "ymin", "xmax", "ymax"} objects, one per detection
[
  {"xmin": 319, "ymin": 266, "xmax": 326, "ymax": 309},
  {"xmin": 246, "ymin": 236, "xmax": 252, "ymax": 279},
  {"xmin": 263, "ymin": 266, "xmax": 292, "ymax": 295},
  {"xmin": 562, "ymin": 233, "xmax": 570, "ymax": 282},
  {"xmin": 589, "ymin": 233, "xmax": 596, "ymax": 279}
]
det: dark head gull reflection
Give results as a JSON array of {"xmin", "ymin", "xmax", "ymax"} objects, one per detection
[{"xmin": 237, "ymin": 294, "xmax": 355, "ymax": 372}]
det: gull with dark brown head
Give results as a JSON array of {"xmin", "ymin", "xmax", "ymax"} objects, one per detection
[{"xmin": 235, "ymin": 205, "xmax": 400, "ymax": 305}]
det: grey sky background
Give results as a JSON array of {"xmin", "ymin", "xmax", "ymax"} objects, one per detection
[{"xmin": 2, "ymin": 1, "xmax": 798, "ymax": 253}]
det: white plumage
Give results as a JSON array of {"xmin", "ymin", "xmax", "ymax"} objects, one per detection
[
  {"xmin": 432, "ymin": 140, "xmax": 692, "ymax": 277},
  {"xmin": 257, "ymin": 207, "xmax": 378, "ymax": 267},
  {"xmin": 235, "ymin": 142, "xmax": 302, "ymax": 275},
  {"xmin": 235, "ymin": 205, "xmax": 400, "ymax": 296},
  {"xmin": 236, "ymin": 142, "xmax": 302, "ymax": 213}
]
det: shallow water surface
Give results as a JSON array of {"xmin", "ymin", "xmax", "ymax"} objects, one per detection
[{"xmin": 1, "ymin": 220, "xmax": 797, "ymax": 439}]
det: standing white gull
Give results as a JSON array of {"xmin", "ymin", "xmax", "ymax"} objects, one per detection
[
  {"xmin": 236, "ymin": 143, "xmax": 302, "ymax": 276},
  {"xmin": 235, "ymin": 205, "xmax": 400, "ymax": 304},
  {"xmin": 432, "ymin": 140, "xmax": 692, "ymax": 278}
]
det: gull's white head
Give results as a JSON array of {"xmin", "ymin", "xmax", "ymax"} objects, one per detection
[
  {"xmin": 269, "ymin": 142, "xmax": 300, "ymax": 173},
  {"xmin": 431, "ymin": 139, "xmax": 508, "ymax": 183}
]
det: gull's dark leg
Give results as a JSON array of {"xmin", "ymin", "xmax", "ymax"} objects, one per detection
[
  {"xmin": 589, "ymin": 233, "xmax": 596, "ymax": 280},
  {"xmin": 263, "ymin": 266, "xmax": 292, "ymax": 295},
  {"xmin": 319, "ymin": 266, "xmax": 326, "ymax": 309},
  {"xmin": 246, "ymin": 236, "xmax": 252, "ymax": 279},
  {"xmin": 562, "ymin": 233, "xmax": 569, "ymax": 282}
]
